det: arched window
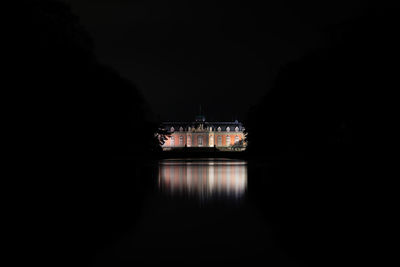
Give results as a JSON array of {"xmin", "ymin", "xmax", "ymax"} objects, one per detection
[
  {"xmin": 210, "ymin": 127, "xmax": 213, "ymax": 131},
  {"xmin": 226, "ymin": 135, "xmax": 231, "ymax": 146},
  {"xmin": 170, "ymin": 127, "xmax": 175, "ymax": 132},
  {"xmin": 170, "ymin": 136, "xmax": 175, "ymax": 146},
  {"xmin": 210, "ymin": 135, "xmax": 213, "ymax": 145},
  {"xmin": 235, "ymin": 127, "xmax": 239, "ymax": 132},
  {"xmin": 217, "ymin": 127, "xmax": 221, "ymax": 132},
  {"xmin": 198, "ymin": 136, "xmax": 203, "ymax": 147},
  {"xmin": 179, "ymin": 127, "xmax": 183, "ymax": 132},
  {"xmin": 235, "ymin": 136, "xmax": 239, "ymax": 143},
  {"xmin": 187, "ymin": 135, "xmax": 191, "ymax": 146},
  {"xmin": 217, "ymin": 136, "xmax": 222, "ymax": 146},
  {"xmin": 226, "ymin": 127, "xmax": 230, "ymax": 132},
  {"xmin": 188, "ymin": 127, "xmax": 191, "ymax": 131},
  {"xmin": 179, "ymin": 135, "xmax": 183, "ymax": 145}
]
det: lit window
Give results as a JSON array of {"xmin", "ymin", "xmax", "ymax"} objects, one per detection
[
  {"xmin": 171, "ymin": 136, "xmax": 175, "ymax": 146},
  {"xmin": 226, "ymin": 127, "xmax": 230, "ymax": 132},
  {"xmin": 188, "ymin": 127, "xmax": 191, "ymax": 131},
  {"xmin": 226, "ymin": 135, "xmax": 230, "ymax": 146},
  {"xmin": 179, "ymin": 135, "xmax": 183, "ymax": 145},
  {"xmin": 235, "ymin": 136, "xmax": 239, "ymax": 143},
  {"xmin": 198, "ymin": 136, "xmax": 203, "ymax": 147},
  {"xmin": 218, "ymin": 136, "xmax": 222, "ymax": 146},
  {"xmin": 188, "ymin": 135, "xmax": 191, "ymax": 146},
  {"xmin": 235, "ymin": 127, "xmax": 239, "ymax": 132},
  {"xmin": 217, "ymin": 127, "xmax": 221, "ymax": 132}
]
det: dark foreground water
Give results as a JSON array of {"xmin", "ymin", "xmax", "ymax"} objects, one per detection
[{"xmin": 93, "ymin": 158, "xmax": 297, "ymax": 267}]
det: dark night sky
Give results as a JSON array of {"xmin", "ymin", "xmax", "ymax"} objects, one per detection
[{"xmin": 62, "ymin": 0, "xmax": 367, "ymax": 121}]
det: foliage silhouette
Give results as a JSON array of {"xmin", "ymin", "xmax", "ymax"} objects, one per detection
[
  {"xmin": 245, "ymin": 9, "xmax": 398, "ymax": 267},
  {"xmin": 246, "ymin": 8, "xmax": 398, "ymax": 162},
  {"xmin": 14, "ymin": 1, "xmax": 161, "ymax": 265},
  {"xmin": 16, "ymin": 0, "xmax": 161, "ymax": 160}
]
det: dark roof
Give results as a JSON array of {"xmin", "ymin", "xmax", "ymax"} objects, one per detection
[{"xmin": 160, "ymin": 120, "xmax": 245, "ymax": 132}]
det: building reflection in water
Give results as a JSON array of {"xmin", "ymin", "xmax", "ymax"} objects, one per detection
[{"xmin": 158, "ymin": 159, "xmax": 247, "ymax": 200}]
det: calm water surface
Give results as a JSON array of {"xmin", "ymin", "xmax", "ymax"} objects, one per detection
[
  {"xmin": 158, "ymin": 159, "xmax": 247, "ymax": 200},
  {"xmin": 95, "ymin": 159, "xmax": 295, "ymax": 267}
]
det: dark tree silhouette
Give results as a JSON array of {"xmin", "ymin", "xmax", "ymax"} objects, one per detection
[
  {"xmin": 245, "ymin": 9, "xmax": 399, "ymax": 267},
  {"xmin": 15, "ymin": 0, "xmax": 160, "ymax": 160},
  {"xmin": 13, "ymin": 1, "xmax": 161, "ymax": 265},
  {"xmin": 246, "ymin": 8, "xmax": 398, "ymax": 163}
]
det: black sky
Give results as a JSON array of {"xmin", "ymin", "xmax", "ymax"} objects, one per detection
[{"xmin": 62, "ymin": 0, "xmax": 367, "ymax": 121}]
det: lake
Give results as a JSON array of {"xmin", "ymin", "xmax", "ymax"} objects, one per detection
[{"xmin": 93, "ymin": 159, "xmax": 296, "ymax": 267}]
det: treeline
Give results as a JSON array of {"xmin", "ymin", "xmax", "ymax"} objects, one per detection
[
  {"xmin": 15, "ymin": 0, "xmax": 160, "ymax": 161},
  {"xmin": 246, "ymin": 8, "xmax": 398, "ymax": 164},
  {"xmin": 13, "ymin": 1, "xmax": 160, "ymax": 265},
  {"xmin": 245, "ymin": 9, "xmax": 398, "ymax": 267}
]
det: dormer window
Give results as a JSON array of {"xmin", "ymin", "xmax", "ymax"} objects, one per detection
[
  {"xmin": 170, "ymin": 127, "xmax": 175, "ymax": 132},
  {"xmin": 235, "ymin": 126, "xmax": 239, "ymax": 132},
  {"xmin": 217, "ymin": 127, "xmax": 221, "ymax": 132},
  {"xmin": 226, "ymin": 127, "xmax": 230, "ymax": 132},
  {"xmin": 188, "ymin": 127, "xmax": 191, "ymax": 131},
  {"xmin": 179, "ymin": 127, "xmax": 183, "ymax": 132},
  {"xmin": 210, "ymin": 127, "xmax": 212, "ymax": 131}
]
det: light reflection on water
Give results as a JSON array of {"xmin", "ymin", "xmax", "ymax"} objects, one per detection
[{"xmin": 158, "ymin": 159, "xmax": 248, "ymax": 200}]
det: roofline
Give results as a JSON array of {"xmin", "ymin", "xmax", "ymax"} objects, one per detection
[{"xmin": 161, "ymin": 121, "xmax": 243, "ymax": 124}]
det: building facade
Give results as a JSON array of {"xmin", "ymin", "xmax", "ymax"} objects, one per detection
[{"xmin": 160, "ymin": 115, "xmax": 247, "ymax": 151}]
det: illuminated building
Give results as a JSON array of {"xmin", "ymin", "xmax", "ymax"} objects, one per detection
[{"xmin": 160, "ymin": 115, "xmax": 247, "ymax": 151}]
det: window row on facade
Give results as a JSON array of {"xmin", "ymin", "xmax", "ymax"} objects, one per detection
[
  {"xmin": 169, "ymin": 126, "xmax": 240, "ymax": 133},
  {"xmin": 166, "ymin": 134, "xmax": 242, "ymax": 147}
]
